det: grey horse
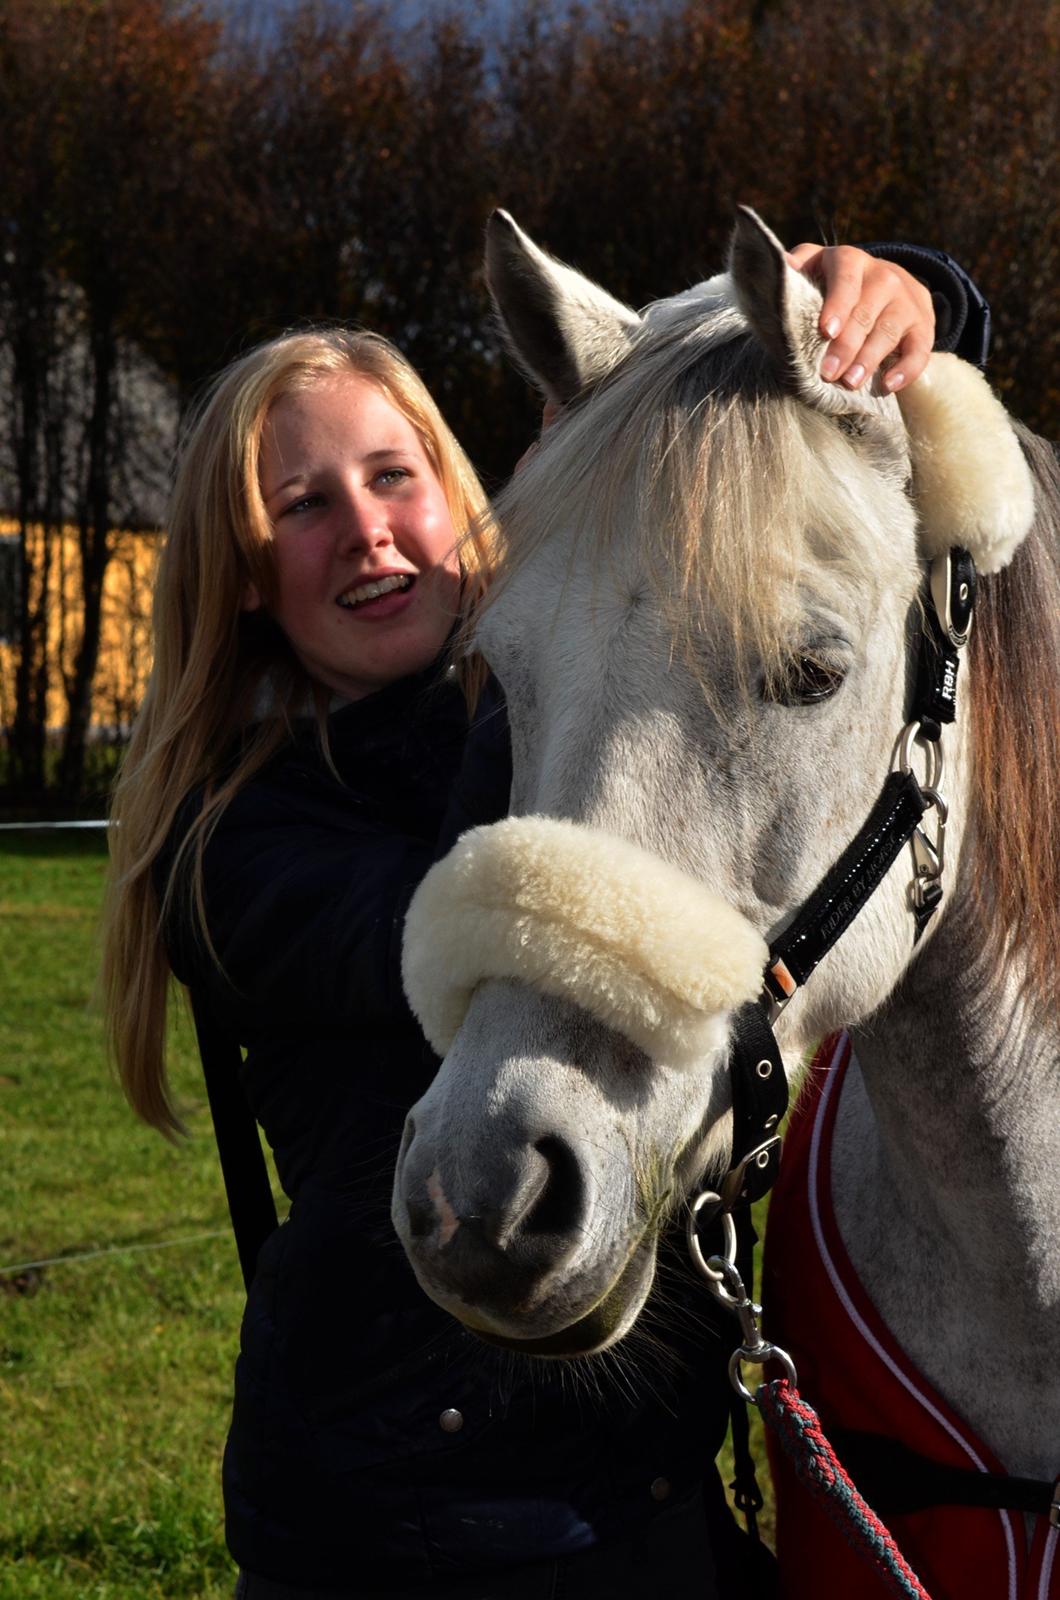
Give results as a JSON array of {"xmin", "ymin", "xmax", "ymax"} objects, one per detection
[{"xmin": 394, "ymin": 211, "xmax": 1060, "ymax": 1539}]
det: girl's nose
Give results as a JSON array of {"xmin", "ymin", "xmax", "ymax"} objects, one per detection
[{"xmin": 338, "ymin": 492, "xmax": 393, "ymax": 554}]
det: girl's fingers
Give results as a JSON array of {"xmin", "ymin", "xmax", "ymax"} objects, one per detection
[
  {"xmin": 877, "ymin": 332, "xmax": 933, "ymax": 394},
  {"xmin": 785, "ymin": 244, "xmax": 935, "ymax": 388},
  {"xmin": 792, "ymin": 244, "xmax": 871, "ymax": 343},
  {"xmin": 824, "ymin": 293, "xmax": 907, "ymax": 385},
  {"xmin": 785, "ymin": 242, "xmax": 824, "ymax": 272}
]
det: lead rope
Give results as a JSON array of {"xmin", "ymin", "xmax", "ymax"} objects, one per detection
[
  {"xmin": 697, "ymin": 1246, "xmax": 934, "ymax": 1600},
  {"xmin": 756, "ymin": 1376, "xmax": 931, "ymax": 1600}
]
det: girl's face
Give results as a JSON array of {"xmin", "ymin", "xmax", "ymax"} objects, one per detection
[{"xmin": 250, "ymin": 373, "xmax": 462, "ymax": 700}]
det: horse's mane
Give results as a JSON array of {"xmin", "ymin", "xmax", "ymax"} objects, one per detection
[
  {"xmin": 490, "ymin": 292, "xmax": 916, "ymax": 696},
  {"xmin": 967, "ymin": 425, "xmax": 1060, "ymax": 1013}
]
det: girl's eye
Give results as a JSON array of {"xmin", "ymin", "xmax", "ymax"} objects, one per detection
[
  {"xmin": 281, "ymin": 493, "xmax": 325, "ymax": 517},
  {"xmin": 763, "ymin": 656, "xmax": 847, "ymax": 706},
  {"xmin": 375, "ymin": 466, "xmax": 410, "ymax": 488}
]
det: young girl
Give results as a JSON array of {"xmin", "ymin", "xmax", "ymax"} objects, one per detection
[{"xmin": 101, "ymin": 244, "xmax": 983, "ymax": 1599}]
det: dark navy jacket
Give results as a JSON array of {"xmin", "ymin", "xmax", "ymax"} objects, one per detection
[
  {"xmin": 164, "ymin": 664, "xmax": 737, "ymax": 1590},
  {"xmin": 866, "ymin": 242, "xmax": 991, "ymax": 367}
]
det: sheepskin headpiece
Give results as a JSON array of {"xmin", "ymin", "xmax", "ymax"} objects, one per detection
[
  {"xmin": 402, "ymin": 815, "xmax": 768, "ymax": 1066},
  {"xmin": 897, "ymin": 353, "xmax": 1036, "ymax": 574},
  {"xmin": 728, "ymin": 209, "xmax": 1035, "ymax": 575}
]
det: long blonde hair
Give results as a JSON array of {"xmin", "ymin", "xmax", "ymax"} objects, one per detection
[{"xmin": 102, "ymin": 328, "xmax": 494, "ymax": 1137}]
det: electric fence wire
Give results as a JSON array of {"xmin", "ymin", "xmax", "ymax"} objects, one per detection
[
  {"xmin": 0, "ymin": 1230, "xmax": 235, "ymax": 1279},
  {"xmin": 1, "ymin": 818, "xmax": 250, "ymax": 1282},
  {"xmin": 0, "ymin": 819, "xmax": 107, "ymax": 830}
]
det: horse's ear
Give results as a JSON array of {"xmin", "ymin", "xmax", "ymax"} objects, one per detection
[
  {"xmin": 729, "ymin": 206, "xmax": 889, "ymax": 423},
  {"xmin": 485, "ymin": 210, "xmax": 641, "ymax": 406},
  {"xmin": 729, "ymin": 208, "xmax": 1035, "ymax": 571}
]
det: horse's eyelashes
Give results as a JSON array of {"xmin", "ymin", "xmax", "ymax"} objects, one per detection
[{"xmin": 764, "ymin": 656, "xmax": 846, "ymax": 706}]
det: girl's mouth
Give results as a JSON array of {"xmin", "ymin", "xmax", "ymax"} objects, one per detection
[{"xmin": 336, "ymin": 573, "xmax": 415, "ymax": 617}]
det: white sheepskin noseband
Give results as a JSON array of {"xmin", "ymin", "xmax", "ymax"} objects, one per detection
[
  {"xmin": 402, "ymin": 816, "xmax": 768, "ymax": 1066},
  {"xmin": 898, "ymin": 353, "xmax": 1036, "ymax": 574}
]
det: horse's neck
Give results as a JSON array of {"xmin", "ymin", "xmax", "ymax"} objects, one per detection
[{"xmin": 831, "ymin": 885, "xmax": 1060, "ymax": 1479}]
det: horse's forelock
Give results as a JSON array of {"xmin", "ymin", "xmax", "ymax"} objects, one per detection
[{"xmin": 490, "ymin": 292, "xmax": 916, "ymax": 691}]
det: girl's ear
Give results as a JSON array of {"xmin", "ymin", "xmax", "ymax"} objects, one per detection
[{"xmin": 241, "ymin": 581, "xmax": 263, "ymax": 613}]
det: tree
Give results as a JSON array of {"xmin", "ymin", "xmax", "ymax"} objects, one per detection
[{"xmin": 1, "ymin": 0, "xmax": 1057, "ymax": 802}]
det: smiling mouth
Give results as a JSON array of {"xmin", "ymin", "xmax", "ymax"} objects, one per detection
[{"xmin": 337, "ymin": 573, "xmax": 414, "ymax": 609}]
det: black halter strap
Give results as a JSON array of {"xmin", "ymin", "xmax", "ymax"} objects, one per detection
[
  {"xmin": 759, "ymin": 547, "xmax": 977, "ymax": 1017},
  {"xmin": 724, "ymin": 549, "xmax": 976, "ymax": 1174},
  {"xmin": 763, "ymin": 769, "xmax": 930, "ymax": 1012},
  {"xmin": 708, "ymin": 549, "xmax": 980, "ymax": 1537},
  {"xmin": 724, "ymin": 1000, "xmax": 790, "ymax": 1203}
]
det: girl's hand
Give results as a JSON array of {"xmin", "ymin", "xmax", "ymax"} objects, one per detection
[{"xmin": 786, "ymin": 243, "xmax": 935, "ymax": 394}]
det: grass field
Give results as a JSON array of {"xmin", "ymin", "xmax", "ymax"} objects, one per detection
[
  {"xmin": 0, "ymin": 832, "xmax": 257, "ymax": 1599},
  {"xmin": 1, "ymin": 831, "xmax": 772, "ymax": 1599}
]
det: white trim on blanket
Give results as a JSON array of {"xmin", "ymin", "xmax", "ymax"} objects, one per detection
[{"xmin": 808, "ymin": 1032, "xmax": 1020, "ymax": 1600}]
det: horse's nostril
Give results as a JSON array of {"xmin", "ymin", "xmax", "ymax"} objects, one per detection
[
  {"xmin": 405, "ymin": 1197, "xmax": 434, "ymax": 1239},
  {"xmin": 398, "ymin": 1115, "xmax": 416, "ymax": 1164},
  {"xmin": 523, "ymin": 1136, "xmax": 585, "ymax": 1237}
]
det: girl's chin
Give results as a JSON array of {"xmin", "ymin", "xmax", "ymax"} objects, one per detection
[{"xmin": 309, "ymin": 637, "xmax": 453, "ymax": 702}]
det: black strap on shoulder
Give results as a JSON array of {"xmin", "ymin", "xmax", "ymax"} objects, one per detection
[
  {"xmin": 190, "ymin": 991, "xmax": 278, "ymax": 1292},
  {"xmin": 829, "ymin": 1429, "xmax": 1058, "ymax": 1519}
]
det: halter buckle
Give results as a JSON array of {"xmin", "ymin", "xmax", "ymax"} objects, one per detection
[
  {"xmin": 720, "ymin": 1135, "xmax": 783, "ymax": 1209},
  {"xmin": 929, "ymin": 549, "xmax": 976, "ymax": 649},
  {"xmin": 910, "ymin": 786, "xmax": 948, "ymax": 923}
]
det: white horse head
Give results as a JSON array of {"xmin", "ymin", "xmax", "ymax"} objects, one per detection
[{"xmin": 392, "ymin": 209, "xmax": 1037, "ymax": 1359}]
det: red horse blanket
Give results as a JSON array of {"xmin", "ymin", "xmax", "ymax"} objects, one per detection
[{"xmin": 763, "ymin": 1032, "xmax": 1059, "ymax": 1600}]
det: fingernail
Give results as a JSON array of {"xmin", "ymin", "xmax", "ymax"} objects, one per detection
[
  {"xmin": 884, "ymin": 370, "xmax": 905, "ymax": 392},
  {"xmin": 843, "ymin": 363, "xmax": 866, "ymax": 388},
  {"xmin": 823, "ymin": 316, "xmax": 841, "ymax": 340},
  {"xmin": 821, "ymin": 354, "xmax": 841, "ymax": 380}
]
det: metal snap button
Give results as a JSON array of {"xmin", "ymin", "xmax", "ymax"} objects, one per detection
[
  {"xmin": 650, "ymin": 1476, "xmax": 671, "ymax": 1501},
  {"xmin": 439, "ymin": 1408, "xmax": 464, "ymax": 1433}
]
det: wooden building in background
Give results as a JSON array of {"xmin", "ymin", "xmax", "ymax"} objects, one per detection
[{"xmin": 0, "ymin": 521, "xmax": 161, "ymax": 739}]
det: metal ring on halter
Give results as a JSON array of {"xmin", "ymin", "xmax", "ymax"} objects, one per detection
[
  {"xmin": 729, "ymin": 1343, "xmax": 799, "ymax": 1406},
  {"xmin": 918, "ymin": 786, "xmax": 948, "ymax": 823},
  {"xmin": 897, "ymin": 721, "xmax": 943, "ymax": 792},
  {"xmin": 686, "ymin": 1191, "xmax": 740, "ymax": 1303}
]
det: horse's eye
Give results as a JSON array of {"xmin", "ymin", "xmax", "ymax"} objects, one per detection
[{"xmin": 765, "ymin": 656, "xmax": 846, "ymax": 706}]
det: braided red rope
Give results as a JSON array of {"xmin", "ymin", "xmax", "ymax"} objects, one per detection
[{"xmin": 758, "ymin": 1376, "xmax": 933, "ymax": 1600}]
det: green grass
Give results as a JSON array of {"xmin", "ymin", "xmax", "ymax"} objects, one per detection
[
  {"xmin": 0, "ymin": 833, "xmax": 256, "ymax": 1599},
  {"xmin": 1, "ymin": 833, "xmax": 773, "ymax": 1597}
]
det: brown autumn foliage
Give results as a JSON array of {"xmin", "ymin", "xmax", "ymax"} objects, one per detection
[{"xmin": 0, "ymin": 0, "xmax": 1057, "ymax": 798}]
